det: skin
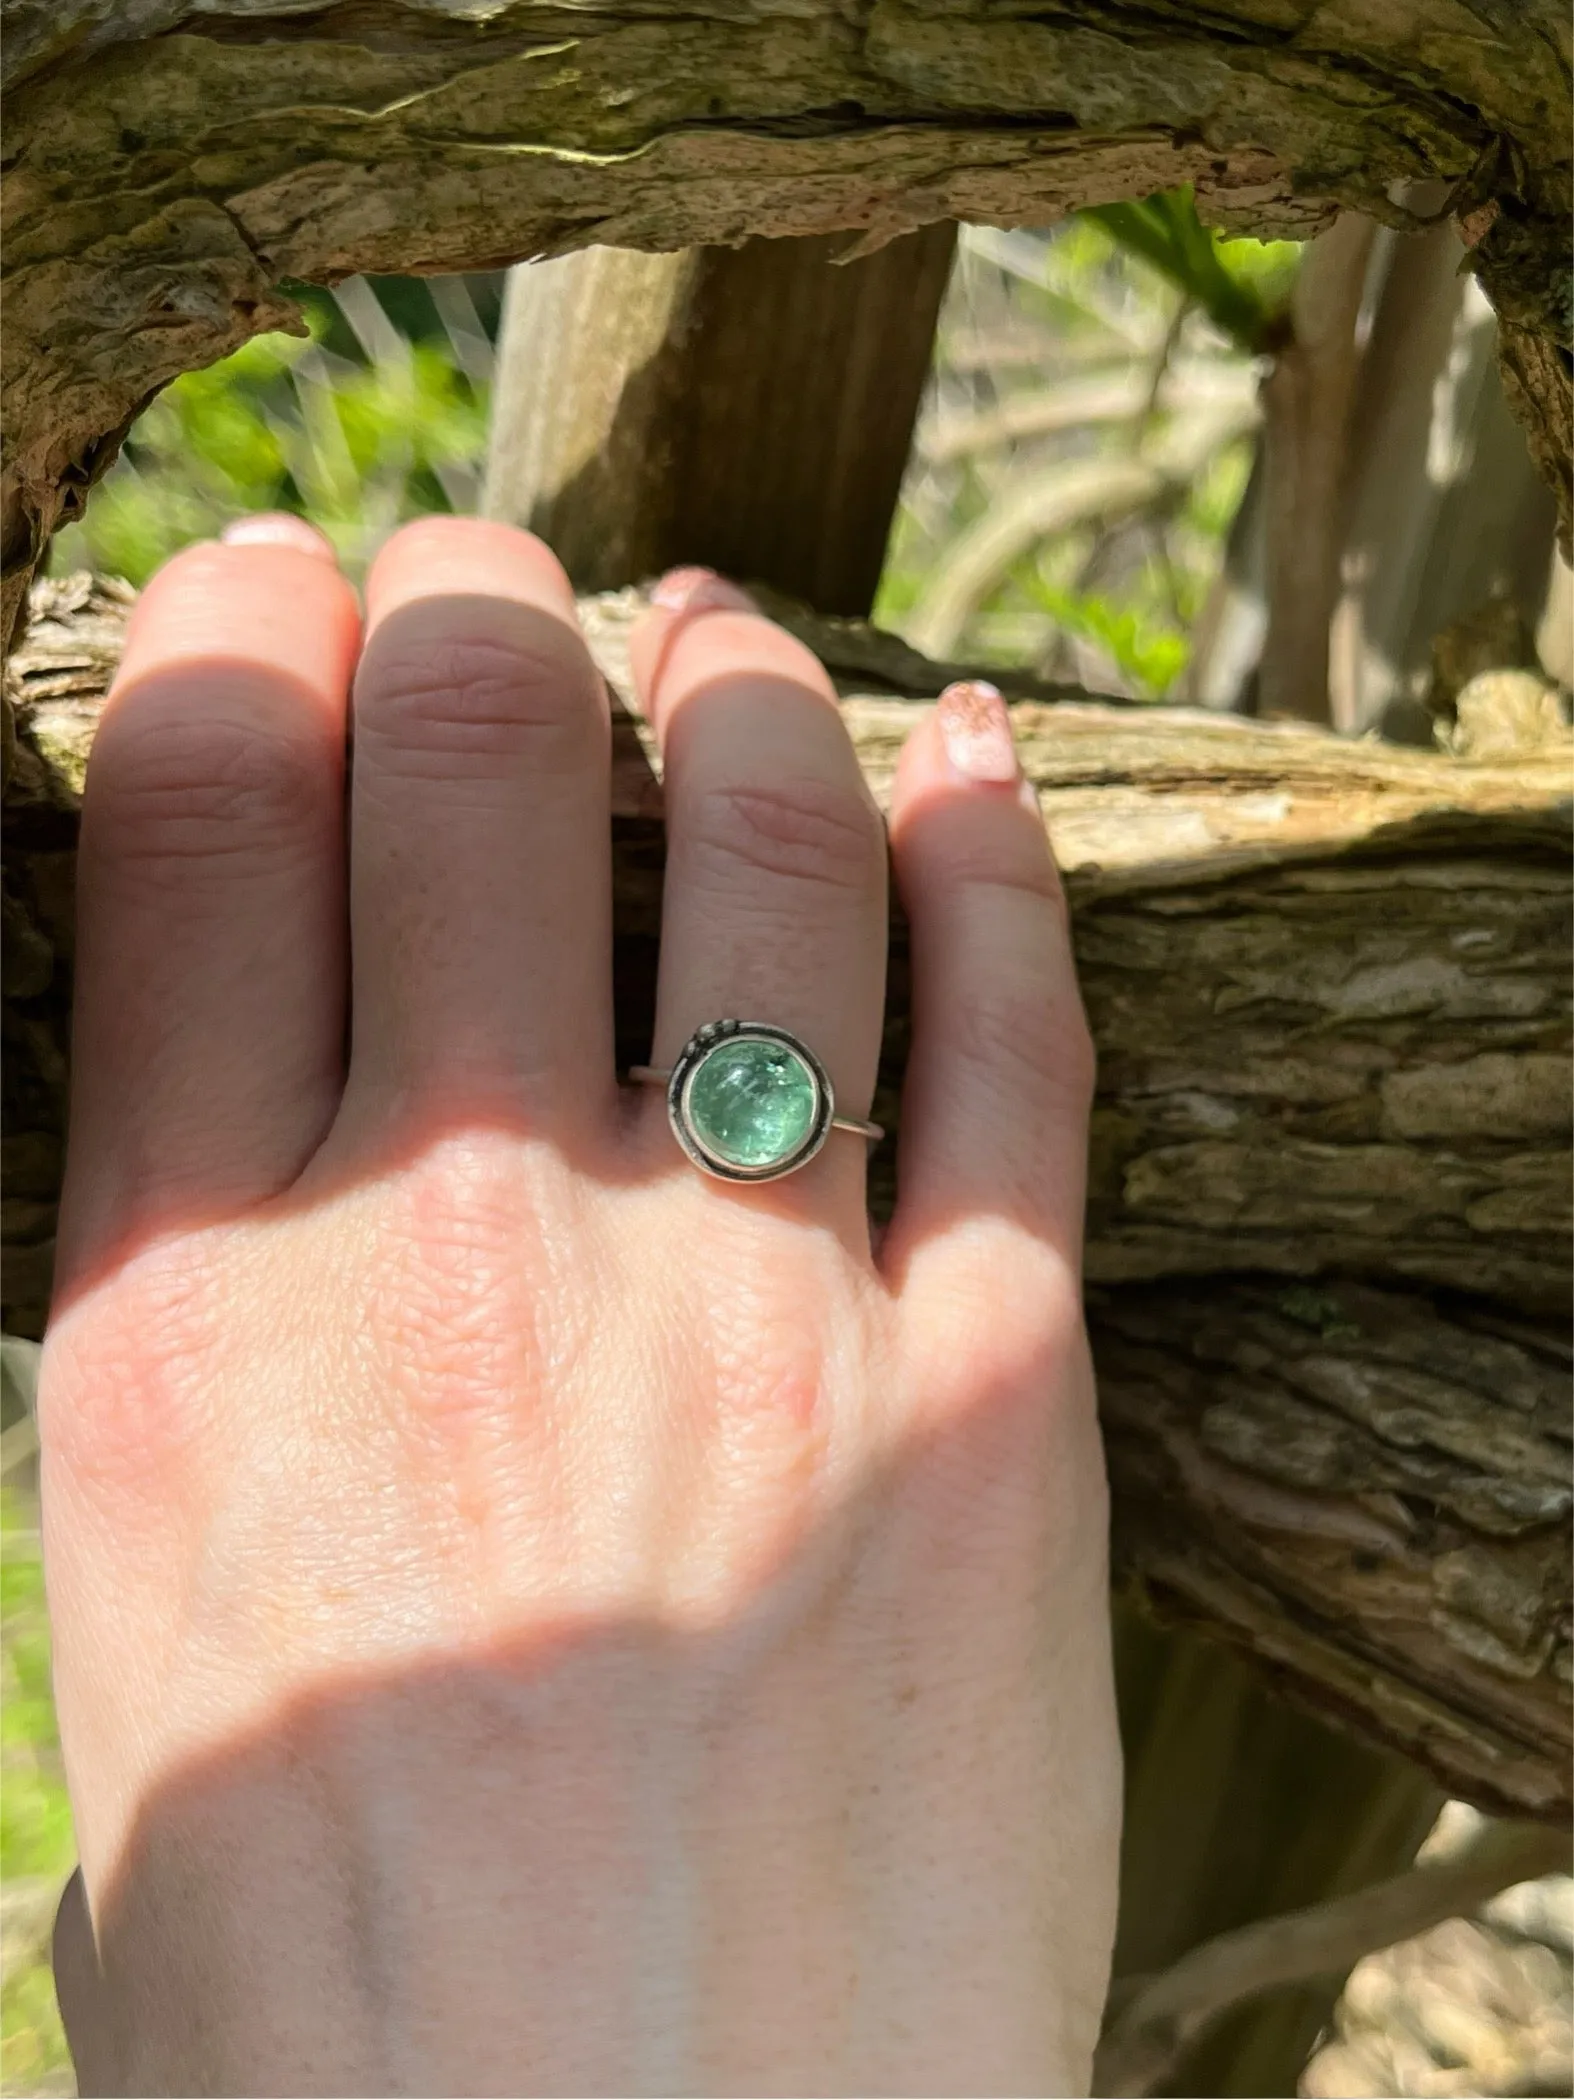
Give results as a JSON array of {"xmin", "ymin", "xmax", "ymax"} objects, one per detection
[{"xmin": 39, "ymin": 515, "xmax": 1120, "ymax": 2097}]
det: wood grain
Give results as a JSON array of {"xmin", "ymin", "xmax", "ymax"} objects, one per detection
[{"xmin": 484, "ymin": 227, "xmax": 957, "ymax": 613}]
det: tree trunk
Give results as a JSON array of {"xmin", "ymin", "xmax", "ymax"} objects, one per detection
[
  {"xmin": 483, "ymin": 228, "xmax": 956, "ymax": 614},
  {"xmin": 1328, "ymin": 222, "xmax": 1560, "ymax": 738},
  {"xmin": 1183, "ymin": 222, "xmax": 1562, "ymax": 731},
  {"xmin": 3, "ymin": 1, "xmax": 1569, "ymax": 651},
  {"xmin": 7, "ymin": 575, "xmax": 1570, "ymax": 1831},
  {"xmin": 1255, "ymin": 212, "xmax": 1378, "ymax": 724}
]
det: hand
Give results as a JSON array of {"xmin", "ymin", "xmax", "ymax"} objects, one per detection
[{"xmin": 42, "ymin": 516, "xmax": 1119, "ymax": 2096}]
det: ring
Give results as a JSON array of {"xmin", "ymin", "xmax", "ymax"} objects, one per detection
[{"xmin": 630, "ymin": 1020, "xmax": 884, "ymax": 1183}]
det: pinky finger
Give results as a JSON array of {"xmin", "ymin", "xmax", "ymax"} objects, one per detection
[{"xmin": 883, "ymin": 683, "xmax": 1095, "ymax": 1274}]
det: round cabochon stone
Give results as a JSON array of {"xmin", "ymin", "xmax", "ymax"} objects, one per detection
[{"xmin": 685, "ymin": 1036, "xmax": 820, "ymax": 1169}]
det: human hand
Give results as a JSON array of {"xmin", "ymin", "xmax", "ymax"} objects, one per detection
[{"xmin": 42, "ymin": 516, "xmax": 1118, "ymax": 2096}]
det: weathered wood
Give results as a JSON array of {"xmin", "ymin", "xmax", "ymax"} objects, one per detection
[
  {"xmin": 3, "ymin": 2, "xmax": 1570, "ymax": 650},
  {"xmin": 1098, "ymin": 1806, "xmax": 1567, "ymax": 2095},
  {"xmin": 1109, "ymin": 1609, "xmax": 1444, "ymax": 2097},
  {"xmin": 1329, "ymin": 223, "xmax": 1560, "ymax": 738},
  {"xmin": 1099, "ymin": 1280, "xmax": 1570, "ymax": 1823},
  {"xmin": 6, "ymin": 574, "xmax": 1569, "ymax": 1818},
  {"xmin": 484, "ymin": 227, "xmax": 956, "ymax": 613}
]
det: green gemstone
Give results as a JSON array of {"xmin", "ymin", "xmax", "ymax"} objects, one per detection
[{"xmin": 685, "ymin": 1037, "xmax": 820, "ymax": 1169}]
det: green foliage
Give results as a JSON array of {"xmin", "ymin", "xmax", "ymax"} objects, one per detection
[
  {"xmin": 1186, "ymin": 437, "xmax": 1255, "ymax": 545},
  {"xmin": 51, "ymin": 283, "xmax": 492, "ymax": 588},
  {"xmin": 1, "ymin": 1482, "xmax": 75, "ymax": 2095},
  {"xmin": 49, "ymin": 212, "xmax": 1270, "ymax": 707},
  {"xmin": 1082, "ymin": 187, "xmax": 1299, "ymax": 352},
  {"xmin": 1030, "ymin": 579, "xmax": 1190, "ymax": 697},
  {"xmin": 880, "ymin": 209, "xmax": 1271, "ymax": 694}
]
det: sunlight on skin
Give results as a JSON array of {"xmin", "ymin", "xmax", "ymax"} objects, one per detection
[{"xmin": 40, "ymin": 516, "xmax": 1119, "ymax": 2097}]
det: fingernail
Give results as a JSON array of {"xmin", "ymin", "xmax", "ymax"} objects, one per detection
[
  {"xmin": 937, "ymin": 680, "xmax": 1020, "ymax": 785},
  {"xmin": 220, "ymin": 513, "xmax": 337, "ymax": 560},
  {"xmin": 650, "ymin": 566, "xmax": 755, "ymax": 615}
]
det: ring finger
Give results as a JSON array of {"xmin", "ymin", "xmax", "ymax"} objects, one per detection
[{"xmin": 627, "ymin": 574, "xmax": 887, "ymax": 1227}]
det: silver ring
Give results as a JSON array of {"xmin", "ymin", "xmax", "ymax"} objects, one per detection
[{"xmin": 630, "ymin": 1019, "xmax": 883, "ymax": 1184}]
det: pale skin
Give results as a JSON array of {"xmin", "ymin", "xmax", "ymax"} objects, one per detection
[{"xmin": 40, "ymin": 514, "xmax": 1120, "ymax": 2096}]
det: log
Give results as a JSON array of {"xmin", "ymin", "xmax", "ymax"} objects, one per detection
[
  {"xmin": 3, "ymin": 2, "xmax": 1570, "ymax": 650},
  {"xmin": 483, "ymin": 228, "xmax": 956, "ymax": 613},
  {"xmin": 6, "ymin": 573, "xmax": 1569, "ymax": 1820}
]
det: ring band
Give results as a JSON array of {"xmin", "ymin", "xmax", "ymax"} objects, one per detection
[{"xmin": 631, "ymin": 1019, "xmax": 882, "ymax": 1183}]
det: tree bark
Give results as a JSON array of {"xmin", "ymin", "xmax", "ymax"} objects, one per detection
[
  {"xmin": 7, "ymin": 574, "xmax": 1569, "ymax": 1821},
  {"xmin": 4, "ymin": 1, "xmax": 1570, "ymax": 651},
  {"xmin": 483, "ymin": 228, "xmax": 956, "ymax": 613}
]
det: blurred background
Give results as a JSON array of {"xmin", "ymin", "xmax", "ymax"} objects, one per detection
[
  {"xmin": 41, "ymin": 196, "xmax": 1569, "ymax": 726},
  {"xmin": 5, "ymin": 200, "xmax": 1570, "ymax": 2095}
]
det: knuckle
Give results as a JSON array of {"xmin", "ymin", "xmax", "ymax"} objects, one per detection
[
  {"xmin": 947, "ymin": 837, "xmax": 1066, "ymax": 910},
  {"xmin": 952, "ymin": 978, "xmax": 1097, "ymax": 1118},
  {"xmin": 356, "ymin": 622, "xmax": 602, "ymax": 775},
  {"xmin": 364, "ymin": 1136, "xmax": 556, "ymax": 1437},
  {"xmin": 39, "ymin": 1243, "xmax": 227, "ymax": 1507},
  {"xmin": 922, "ymin": 1231, "xmax": 1089, "ymax": 1389},
  {"xmin": 89, "ymin": 701, "xmax": 327, "ymax": 868},
  {"xmin": 688, "ymin": 774, "xmax": 883, "ymax": 894}
]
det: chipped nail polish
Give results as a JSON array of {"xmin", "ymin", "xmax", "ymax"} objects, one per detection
[{"xmin": 937, "ymin": 680, "xmax": 1020, "ymax": 785}]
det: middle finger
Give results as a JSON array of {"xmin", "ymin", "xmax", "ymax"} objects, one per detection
[{"xmin": 343, "ymin": 518, "xmax": 614, "ymax": 1127}]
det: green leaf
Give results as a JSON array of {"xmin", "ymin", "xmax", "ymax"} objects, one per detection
[
  {"xmin": 1029, "ymin": 576, "xmax": 1190, "ymax": 697},
  {"xmin": 1083, "ymin": 187, "xmax": 1297, "ymax": 353}
]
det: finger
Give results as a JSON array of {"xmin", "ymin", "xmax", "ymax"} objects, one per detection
[
  {"xmin": 628, "ymin": 571, "xmax": 886, "ymax": 1217},
  {"xmin": 883, "ymin": 682, "xmax": 1094, "ymax": 1270},
  {"xmin": 59, "ymin": 531, "xmax": 360, "ymax": 1282},
  {"xmin": 341, "ymin": 517, "xmax": 613, "ymax": 1124},
  {"xmin": 217, "ymin": 510, "xmax": 341, "ymax": 558}
]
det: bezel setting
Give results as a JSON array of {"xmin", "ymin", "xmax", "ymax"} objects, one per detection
[{"xmin": 666, "ymin": 1020, "xmax": 835, "ymax": 1183}]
